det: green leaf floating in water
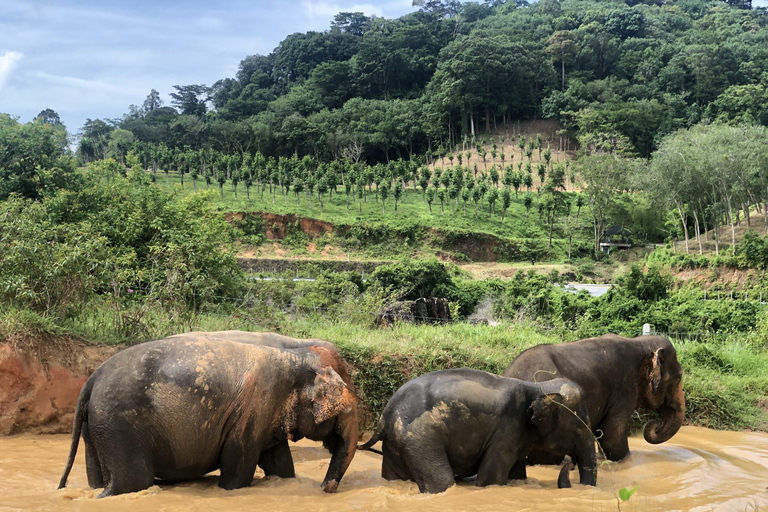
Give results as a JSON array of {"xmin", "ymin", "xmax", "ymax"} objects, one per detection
[{"xmin": 619, "ymin": 487, "xmax": 638, "ymax": 502}]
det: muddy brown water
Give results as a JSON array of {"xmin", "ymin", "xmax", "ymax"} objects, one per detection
[{"xmin": 1, "ymin": 427, "xmax": 766, "ymax": 512}]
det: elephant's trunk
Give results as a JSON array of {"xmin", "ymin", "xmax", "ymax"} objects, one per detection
[
  {"xmin": 321, "ymin": 410, "xmax": 358, "ymax": 493},
  {"xmin": 643, "ymin": 378, "xmax": 685, "ymax": 444}
]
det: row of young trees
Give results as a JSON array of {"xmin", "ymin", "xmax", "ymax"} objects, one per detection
[{"xmin": 130, "ymin": 137, "xmax": 579, "ymax": 229}]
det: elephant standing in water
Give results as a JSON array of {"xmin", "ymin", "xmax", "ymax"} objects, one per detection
[
  {"xmin": 359, "ymin": 369, "xmax": 597, "ymax": 493},
  {"xmin": 504, "ymin": 334, "xmax": 685, "ymax": 462},
  {"xmin": 167, "ymin": 330, "xmax": 357, "ymax": 479},
  {"xmin": 58, "ymin": 337, "xmax": 358, "ymax": 497}
]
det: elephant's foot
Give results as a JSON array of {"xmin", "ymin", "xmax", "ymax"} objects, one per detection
[{"xmin": 557, "ymin": 462, "xmax": 575, "ymax": 488}]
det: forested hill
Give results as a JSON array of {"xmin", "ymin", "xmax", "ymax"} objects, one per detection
[{"xmin": 73, "ymin": 0, "xmax": 767, "ymax": 164}]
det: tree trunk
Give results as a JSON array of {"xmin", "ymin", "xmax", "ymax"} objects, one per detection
[
  {"xmin": 726, "ymin": 195, "xmax": 736, "ymax": 247},
  {"xmin": 676, "ymin": 202, "xmax": 690, "ymax": 254},
  {"xmin": 744, "ymin": 202, "xmax": 751, "ymax": 227},
  {"xmin": 693, "ymin": 209, "xmax": 702, "ymax": 255},
  {"xmin": 561, "ymin": 57, "xmax": 566, "ymax": 90}
]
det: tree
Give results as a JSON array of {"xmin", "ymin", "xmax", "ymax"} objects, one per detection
[
  {"xmin": 500, "ymin": 189, "xmax": 512, "ymax": 222},
  {"xmin": 461, "ymin": 187, "xmax": 470, "ymax": 215},
  {"xmin": 472, "ymin": 187, "xmax": 481, "ymax": 218},
  {"xmin": 427, "ymin": 185, "xmax": 436, "ymax": 213},
  {"xmin": 524, "ymin": 194, "xmax": 533, "ymax": 220},
  {"xmin": 578, "ymin": 155, "xmax": 629, "ymax": 257},
  {"xmin": 35, "ymin": 108, "xmax": 63, "ymax": 126},
  {"xmin": 293, "ymin": 179, "xmax": 305, "ymax": 206},
  {"xmin": 437, "ymin": 188, "xmax": 446, "ymax": 214},
  {"xmin": 546, "ymin": 31, "xmax": 578, "ymax": 90},
  {"xmin": 379, "ymin": 181, "xmax": 389, "ymax": 214},
  {"xmin": 394, "ymin": 180, "xmax": 404, "ymax": 212},
  {"xmin": 332, "ymin": 12, "xmax": 371, "ymax": 36},
  {"xmin": 0, "ymin": 114, "xmax": 74, "ymax": 199},
  {"xmin": 216, "ymin": 169, "xmax": 227, "ymax": 200},
  {"xmin": 142, "ymin": 89, "xmax": 163, "ymax": 114},
  {"xmin": 170, "ymin": 85, "xmax": 209, "ymax": 117},
  {"xmin": 487, "ymin": 187, "xmax": 498, "ymax": 218},
  {"xmin": 108, "ymin": 129, "xmax": 135, "ymax": 165},
  {"xmin": 317, "ymin": 178, "xmax": 328, "ymax": 211}
]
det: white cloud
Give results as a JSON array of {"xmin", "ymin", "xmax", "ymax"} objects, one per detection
[
  {"xmin": 0, "ymin": 51, "xmax": 23, "ymax": 92},
  {"xmin": 33, "ymin": 71, "xmax": 137, "ymax": 97}
]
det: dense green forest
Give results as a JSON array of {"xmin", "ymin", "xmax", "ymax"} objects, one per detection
[{"xmin": 69, "ymin": 0, "xmax": 768, "ymax": 162}]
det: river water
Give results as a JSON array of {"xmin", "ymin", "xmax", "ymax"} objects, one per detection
[{"xmin": 1, "ymin": 426, "xmax": 766, "ymax": 512}]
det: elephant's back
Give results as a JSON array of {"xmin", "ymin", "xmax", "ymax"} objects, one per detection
[
  {"xmin": 504, "ymin": 335, "xmax": 638, "ymax": 380},
  {"xmin": 385, "ymin": 369, "xmax": 512, "ymax": 427},
  {"xmin": 85, "ymin": 338, "xmax": 272, "ymax": 421}
]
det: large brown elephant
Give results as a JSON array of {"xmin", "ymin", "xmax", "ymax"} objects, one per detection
[
  {"xmin": 503, "ymin": 334, "xmax": 684, "ymax": 461},
  {"xmin": 167, "ymin": 330, "xmax": 357, "ymax": 478},
  {"xmin": 58, "ymin": 337, "xmax": 358, "ymax": 497}
]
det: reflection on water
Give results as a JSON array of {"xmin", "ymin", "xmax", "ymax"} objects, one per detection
[{"xmin": 0, "ymin": 427, "xmax": 766, "ymax": 512}]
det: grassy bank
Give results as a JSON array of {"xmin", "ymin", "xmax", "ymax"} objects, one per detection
[{"xmin": 2, "ymin": 306, "xmax": 766, "ymax": 433}]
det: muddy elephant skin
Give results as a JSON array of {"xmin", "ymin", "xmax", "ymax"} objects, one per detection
[
  {"xmin": 504, "ymin": 334, "xmax": 685, "ymax": 462},
  {"xmin": 359, "ymin": 368, "xmax": 597, "ymax": 493},
  {"xmin": 58, "ymin": 337, "xmax": 358, "ymax": 497}
]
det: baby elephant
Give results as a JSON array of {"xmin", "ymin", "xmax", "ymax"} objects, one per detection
[{"xmin": 359, "ymin": 368, "xmax": 597, "ymax": 493}]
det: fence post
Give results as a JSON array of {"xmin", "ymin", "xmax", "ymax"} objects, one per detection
[{"xmin": 642, "ymin": 323, "xmax": 652, "ymax": 336}]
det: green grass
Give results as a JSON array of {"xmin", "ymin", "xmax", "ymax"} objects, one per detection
[
  {"xmin": 5, "ymin": 301, "xmax": 765, "ymax": 433},
  {"xmin": 151, "ymin": 170, "xmax": 591, "ymax": 255}
]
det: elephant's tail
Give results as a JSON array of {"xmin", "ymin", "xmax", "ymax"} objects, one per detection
[
  {"xmin": 357, "ymin": 420, "xmax": 385, "ymax": 454},
  {"xmin": 58, "ymin": 376, "xmax": 93, "ymax": 489}
]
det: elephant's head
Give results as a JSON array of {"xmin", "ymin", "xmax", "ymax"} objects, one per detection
[
  {"xmin": 295, "ymin": 348, "xmax": 359, "ymax": 493},
  {"xmin": 529, "ymin": 380, "xmax": 597, "ymax": 487},
  {"xmin": 638, "ymin": 337, "xmax": 685, "ymax": 445}
]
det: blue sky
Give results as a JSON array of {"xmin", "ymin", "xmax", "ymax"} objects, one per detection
[{"xmin": 0, "ymin": 0, "xmax": 414, "ymax": 133}]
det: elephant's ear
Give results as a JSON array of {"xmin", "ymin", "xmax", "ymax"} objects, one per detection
[
  {"xmin": 529, "ymin": 393, "xmax": 563, "ymax": 437},
  {"xmin": 646, "ymin": 348, "xmax": 664, "ymax": 396},
  {"xmin": 312, "ymin": 367, "xmax": 355, "ymax": 424}
]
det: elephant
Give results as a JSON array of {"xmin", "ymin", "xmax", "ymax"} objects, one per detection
[
  {"xmin": 503, "ymin": 334, "xmax": 685, "ymax": 462},
  {"xmin": 358, "ymin": 368, "xmax": 597, "ymax": 494},
  {"xmin": 166, "ymin": 330, "xmax": 357, "ymax": 479},
  {"xmin": 58, "ymin": 337, "xmax": 358, "ymax": 497},
  {"xmin": 168, "ymin": 330, "xmax": 337, "ymax": 352}
]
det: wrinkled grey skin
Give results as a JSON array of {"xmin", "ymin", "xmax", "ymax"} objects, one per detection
[
  {"xmin": 167, "ymin": 331, "xmax": 358, "ymax": 480},
  {"xmin": 504, "ymin": 334, "xmax": 685, "ymax": 462},
  {"xmin": 359, "ymin": 368, "xmax": 597, "ymax": 494},
  {"xmin": 58, "ymin": 337, "xmax": 358, "ymax": 497}
]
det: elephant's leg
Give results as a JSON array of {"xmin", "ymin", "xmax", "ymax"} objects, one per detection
[
  {"xmin": 257, "ymin": 441, "xmax": 295, "ymax": 478},
  {"xmin": 219, "ymin": 436, "xmax": 261, "ymax": 490},
  {"xmin": 82, "ymin": 421, "xmax": 104, "ymax": 489},
  {"xmin": 596, "ymin": 413, "xmax": 630, "ymax": 461},
  {"xmin": 401, "ymin": 444, "xmax": 454, "ymax": 494},
  {"xmin": 381, "ymin": 442, "xmax": 411, "ymax": 482},
  {"xmin": 476, "ymin": 450, "xmax": 514, "ymax": 487},
  {"xmin": 508, "ymin": 459, "xmax": 527, "ymax": 481},
  {"xmin": 94, "ymin": 431, "xmax": 154, "ymax": 498}
]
